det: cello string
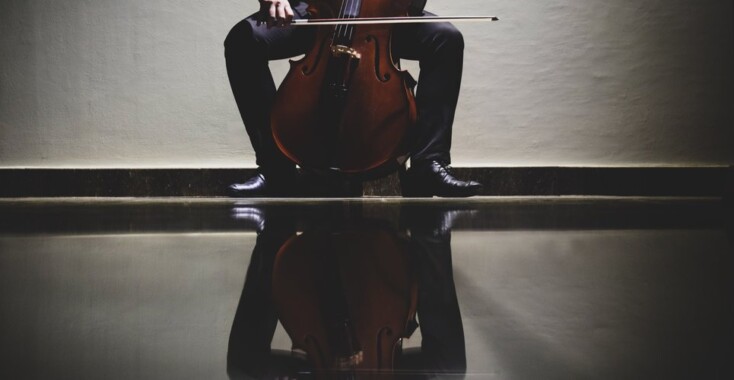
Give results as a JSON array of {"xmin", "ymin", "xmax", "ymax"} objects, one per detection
[
  {"xmin": 342, "ymin": 0, "xmax": 356, "ymax": 43},
  {"xmin": 333, "ymin": 0, "xmax": 348, "ymax": 42},
  {"xmin": 346, "ymin": 0, "xmax": 359, "ymax": 41},
  {"xmin": 334, "ymin": 0, "xmax": 348, "ymax": 42}
]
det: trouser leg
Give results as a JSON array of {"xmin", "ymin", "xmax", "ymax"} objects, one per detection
[
  {"xmin": 393, "ymin": 13, "xmax": 465, "ymax": 166},
  {"xmin": 223, "ymin": 3, "xmax": 313, "ymax": 170}
]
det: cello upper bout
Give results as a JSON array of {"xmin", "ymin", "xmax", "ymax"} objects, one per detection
[{"xmin": 295, "ymin": 29, "xmax": 333, "ymax": 76}]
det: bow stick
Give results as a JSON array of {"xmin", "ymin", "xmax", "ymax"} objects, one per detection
[{"xmin": 292, "ymin": 15, "xmax": 499, "ymax": 26}]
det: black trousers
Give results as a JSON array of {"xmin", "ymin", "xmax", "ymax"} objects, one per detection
[{"xmin": 224, "ymin": 3, "xmax": 464, "ymax": 171}]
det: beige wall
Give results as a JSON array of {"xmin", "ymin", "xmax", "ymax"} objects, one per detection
[{"xmin": 1, "ymin": 0, "xmax": 732, "ymax": 168}]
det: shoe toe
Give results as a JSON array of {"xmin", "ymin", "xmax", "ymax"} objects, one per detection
[{"xmin": 228, "ymin": 174, "xmax": 268, "ymax": 197}]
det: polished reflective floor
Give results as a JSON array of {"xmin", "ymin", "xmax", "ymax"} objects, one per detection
[{"xmin": 1, "ymin": 198, "xmax": 732, "ymax": 379}]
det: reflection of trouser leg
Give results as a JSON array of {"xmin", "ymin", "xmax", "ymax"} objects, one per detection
[
  {"xmin": 393, "ymin": 14, "xmax": 465, "ymax": 166},
  {"xmin": 227, "ymin": 228, "xmax": 294, "ymax": 378},
  {"xmin": 223, "ymin": 4, "xmax": 313, "ymax": 170},
  {"xmin": 412, "ymin": 232, "xmax": 467, "ymax": 373}
]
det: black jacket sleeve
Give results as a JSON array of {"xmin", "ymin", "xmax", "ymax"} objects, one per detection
[{"xmin": 410, "ymin": 0, "xmax": 428, "ymax": 15}]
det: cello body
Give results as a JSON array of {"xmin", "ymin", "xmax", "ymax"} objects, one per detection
[
  {"xmin": 271, "ymin": 0, "xmax": 418, "ymax": 177},
  {"xmin": 271, "ymin": 224, "xmax": 418, "ymax": 376}
]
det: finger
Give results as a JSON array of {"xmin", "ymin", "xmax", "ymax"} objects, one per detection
[
  {"xmin": 269, "ymin": 2, "xmax": 277, "ymax": 19},
  {"xmin": 284, "ymin": 3, "xmax": 295, "ymax": 25},
  {"xmin": 276, "ymin": 2, "xmax": 287, "ymax": 25},
  {"xmin": 268, "ymin": 2, "xmax": 277, "ymax": 27}
]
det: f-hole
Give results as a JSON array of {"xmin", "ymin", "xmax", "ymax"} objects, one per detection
[
  {"xmin": 365, "ymin": 35, "xmax": 391, "ymax": 83},
  {"xmin": 302, "ymin": 36, "xmax": 330, "ymax": 76}
]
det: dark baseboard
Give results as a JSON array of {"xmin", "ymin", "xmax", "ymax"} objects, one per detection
[{"xmin": 0, "ymin": 166, "xmax": 730, "ymax": 197}]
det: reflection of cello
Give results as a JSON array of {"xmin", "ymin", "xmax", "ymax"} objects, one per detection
[
  {"xmin": 272, "ymin": 223, "xmax": 419, "ymax": 376},
  {"xmin": 227, "ymin": 203, "xmax": 468, "ymax": 379}
]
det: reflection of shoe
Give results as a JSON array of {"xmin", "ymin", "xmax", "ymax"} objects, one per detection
[
  {"xmin": 433, "ymin": 209, "xmax": 479, "ymax": 235},
  {"xmin": 230, "ymin": 205, "xmax": 265, "ymax": 233},
  {"xmin": 401, "ymin": 206, "xmax": 479, "ymax": 236},
  {"xmin": 401, "ymin": 161, "xmax": 482, "ymax": 198},
  {"xmin": 228, "ymin": 170, "xmax": 298, "ymax": 197}
]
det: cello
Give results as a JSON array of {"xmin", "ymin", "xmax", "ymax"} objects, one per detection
[
  {"xmin": 271, "ymin": 222, "xmax": 419, "ymax": 376},
  {"xmin": 270, "ymin": 0, "xmax": 497, "ymax": 178}
]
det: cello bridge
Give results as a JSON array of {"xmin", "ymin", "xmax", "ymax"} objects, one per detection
[{"xmin": 331, "ymin": 45, "xmax": 361, "ymax": 60}]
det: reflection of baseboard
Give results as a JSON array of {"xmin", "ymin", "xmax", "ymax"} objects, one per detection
[
  {"xmin": 0, "ymin": 167, "xmax": 730, "ymax": 197},
  {"xmin": 0, "ymin": 197, "xmax": 726, "ymax": 235}
]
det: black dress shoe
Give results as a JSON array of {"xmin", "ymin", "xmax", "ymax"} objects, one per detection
[
  {"xmin": 401, "ymin": 161, "xmax": 483, "ymax": 198},
  {"xmin": 228, "ymin": 171, "xmax": 297, "ymax": 197}
]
